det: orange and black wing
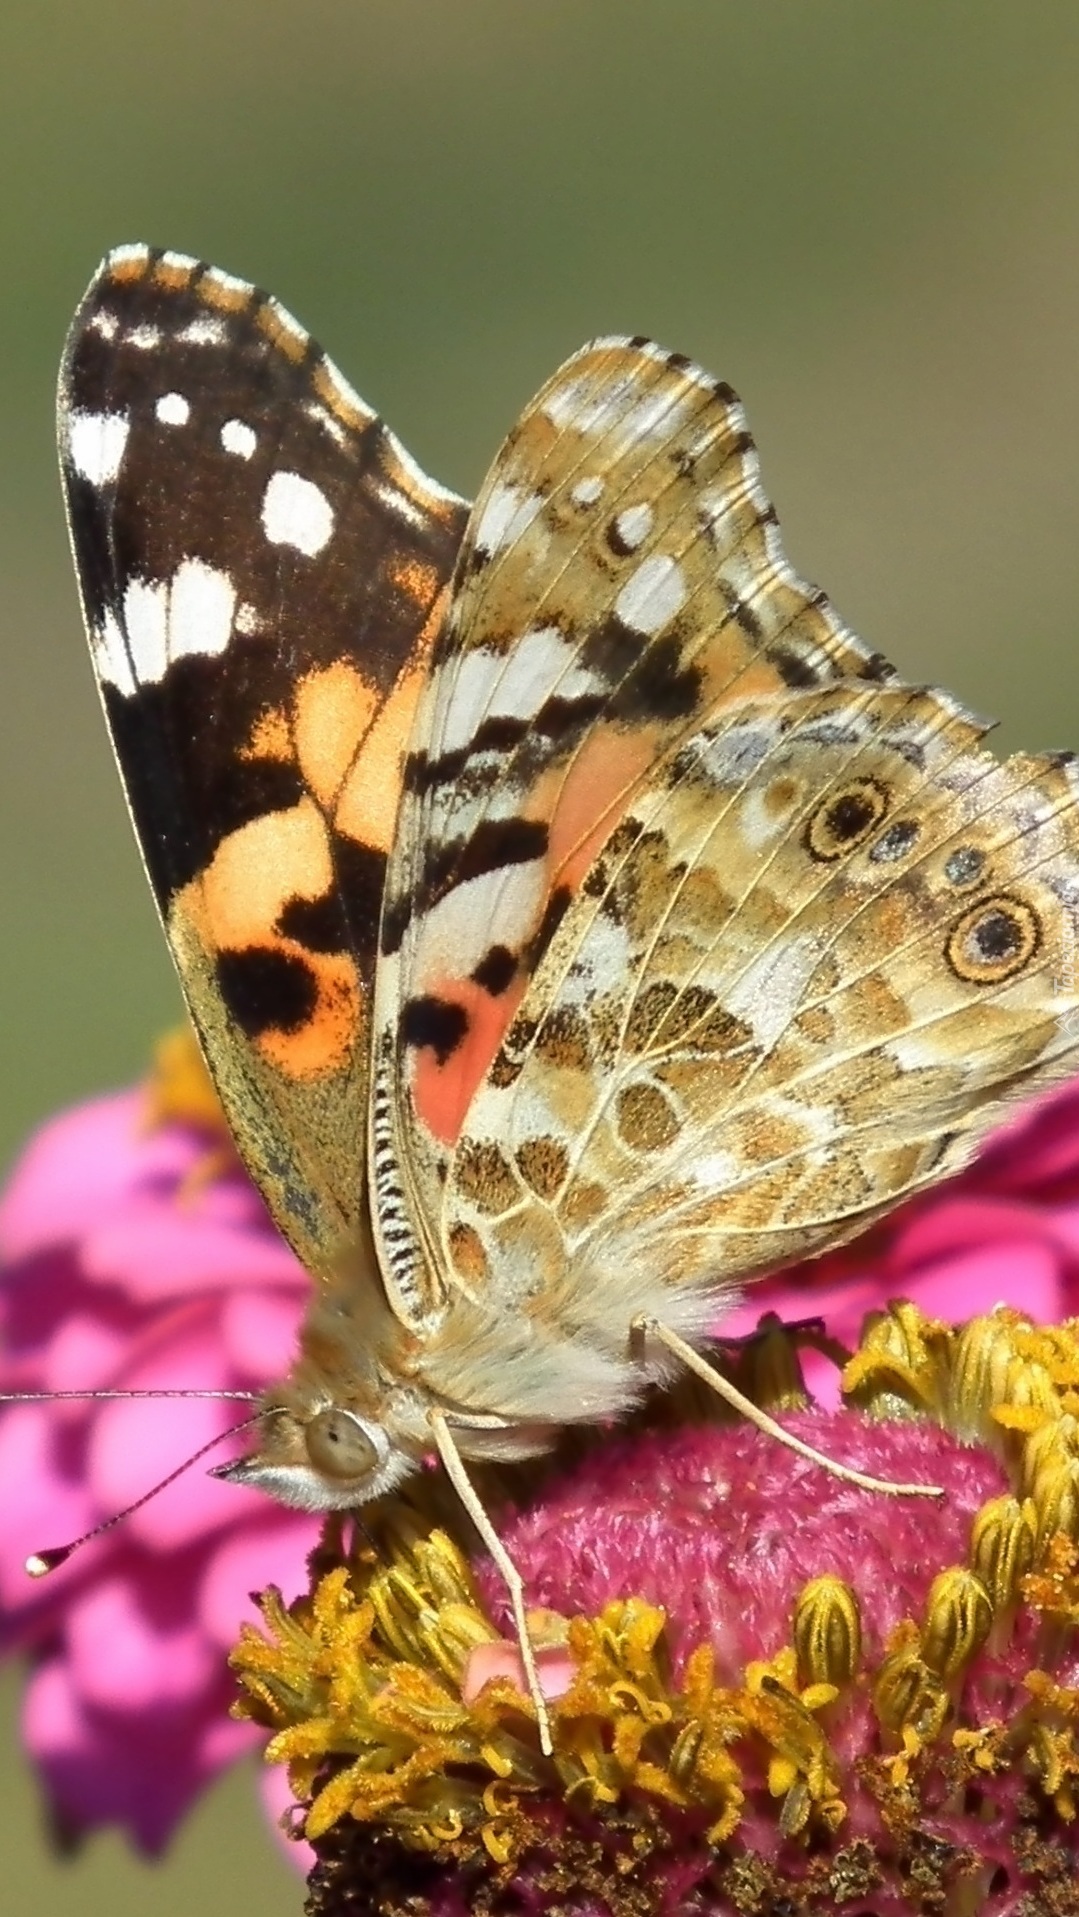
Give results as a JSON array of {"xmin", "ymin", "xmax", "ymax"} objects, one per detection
[{"xmin": 58, "ymin": 245, "xmax": 468, "ymax": 1280}]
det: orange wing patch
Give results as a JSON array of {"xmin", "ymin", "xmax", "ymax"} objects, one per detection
[
  {"xmin": 175, "ymin": 799, "xmax": 359, "ymax": 1080},
  {"xmin": 241, "ymin": 705, "xmax": 293, "ymax": 763},
  {"xmin": 409, "ymin": 974, "xmax": 528, "ymax": 1149},
  {"xmin": 402, "ymin": 727, "xmax": 658, "ymax": 1149},
  {"xmin": 193, "ymin": 646, "xmax": 438, "ymax": 1086},
  {"xmin": 334, "ymin": 658, "xmax": 430, "ymax": 856},
  {"xmin": 293, "ymin": 663, "xmax": 380, "ymax": 814}
]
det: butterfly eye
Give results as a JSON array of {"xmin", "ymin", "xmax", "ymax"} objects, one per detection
[
  {"xmin": 945, "ymin": 895, "xmax": 1040, "ymax": 984},
  {"xmin": 305, "ymin": 1408, "xmax": 380, "ymax": 1482},
  {"xmin": 805, "ymin": 777, "xmax": 890, "ymax": 862}
]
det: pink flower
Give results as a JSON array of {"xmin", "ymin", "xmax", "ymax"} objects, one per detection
[
  {"xmin": 0, "ymin": 1082, "xmax": 319, "ymax": 1853},
  {"xmin": 243, "ymin": 1317, "xmax": 1079, "ymax": 1915},
  {"xmin": 722, "ymin": 1076, "xmax": 1079, "ymax": 1398},
  {"xmin": 6, "ymin": 1054, "xmax": 1079, "ymax": 1871}
]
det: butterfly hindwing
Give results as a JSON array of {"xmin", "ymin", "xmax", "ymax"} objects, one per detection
[
  {"xmin": 59, "ymin": 245, "xmax": 469, "ymax": 1278},
  {"xmin": 445, "ymin": 684, "xmax": 1079, "ymax": 1377}
]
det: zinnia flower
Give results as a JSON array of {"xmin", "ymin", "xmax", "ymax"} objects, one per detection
[
  {"xmin": 0, "ymin": 1034, "xmax": 318, "ymax": 1852},
  {"xmin": 234, "ymin": 1305, "xmax": 1079, "ymax": 1915},
  {"xmin": 5, "ymin": 1041, "xmax": 1079, "ymax": 1882}
]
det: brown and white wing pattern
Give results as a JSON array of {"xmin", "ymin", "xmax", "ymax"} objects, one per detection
[{"xmin": 446, "ymin": 682, "xmax": 1079, "ymax": 1409}]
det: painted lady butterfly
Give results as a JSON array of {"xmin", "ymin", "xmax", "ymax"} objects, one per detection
[{"xmin": 58, "ymin": 245, "xmax": 1079, "ymax": 1748}]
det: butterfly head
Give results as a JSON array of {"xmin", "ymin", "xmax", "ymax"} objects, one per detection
[
  {"xmin": 215, "ymin": 1394, "xmax": 418, "ymax": 1512},
  {"xmin": 215, "ymin": 1294, "xmax": 422, "ymax": 1512}
]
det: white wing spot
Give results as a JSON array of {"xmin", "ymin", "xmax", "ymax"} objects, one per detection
[
  {"xmin": 167, "ymin": 560, "xmax": 237, "ymax": 665},
  {"xmin": 127, "ymin": 324, "xmax": 162, "ymax": 351},
  {"xmin": 437, "ymin": 626, "xmax": 602, "ymax": 755},
  {"xmin": 570, "ymin": 475, "xmax": 604, "ymax": 507},
  {"xmin": 369, "ymin": 478, "xmax": 428, "ymax": 533},
  {"xmin": 473, "ymin": 479, "xmax": 543, "ymax": 557},
  {"xmin": 612, "ymin": 502, "xmax": 653, "ymax": 551},
  {"xmin": 492, "ymin": 625, "xmax": 601, "ymax": 714},
  {"xmin": 177, "ymin": 316, "xmax": 227, "ymax": 347},
  {"xmin": 122, "ymin": 560, "xmax": 237, "ymax": 685},
  {"xmin": 67, "ymin": 410, "xmax": 129, "ymax": 487},
  {"xmin": 90, "ymin": 610, "xmax": 136, "ymax": 697},
  {"xmin": 723, "ymin": 936, "xmax": 822, "ymax": 1051},
  {"xmin": 688, "ymin": 1147, "xmax": 741, "ymax": 1195},
  {"xmin": 414, "ymin": 864, "xmax": 547, "ymax": 987},
  {"xmin": 123, "ymin": 578, "xmax": 168, "ymax": 682},
  {"xmin": 698, "ymin": 472, "xmax": 757, "ymax": 548},
  {"xmin": 615, "ymin": 554, "xmax": 687, "ymax": 635},
  {"xmin": 561, "ymin": 911, "xmax": 631, "ymax": 1003},
  {"xmin": 221, "ymin": 417, "xmax": 257, "ymax": 459},
  {"xmin": 616, "ymin": 386, "xmax": 694, "ymax": 449},
  {"xmin": 543, "ymin": 376, "xmax": 623, "ymax": 437},
  {"xmin": 304, "ymin": 401, "xmax": 347, "ymax": 448},
  {"xmin": 544, "ymin": 368, "xmax": 693, "ymax": 452},
  {"xmin": 88, "ymin": 311, "xmax": 119, "ymax": 341},
  {"xmin": 155, "ymin": 391, "xmax": 190, "ymax": 427},
  {"xmin": 262, "ymin": 470, "xmax": 335, "ymax": 556},
  {"xmin": 234, "ymin": 602, "xmax": 261, "ymax": 636}
]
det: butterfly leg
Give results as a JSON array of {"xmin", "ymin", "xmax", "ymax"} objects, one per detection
[
  {"xmin": 629, "ymin": 1315, "xmax": 944, "ymax": 1500},
  {"xmin": 428, "ymin": 1410, "xmax": 555, "ymax": 1756}
]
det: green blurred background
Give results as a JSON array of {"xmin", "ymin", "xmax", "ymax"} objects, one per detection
[{"xmin": 4, "ymin": 1, "xmax": 1079, "ymax": 1908}]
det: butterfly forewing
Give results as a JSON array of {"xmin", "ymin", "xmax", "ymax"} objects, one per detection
[{"xmin": 58, "ymin": 245, "xmax": 468, "ymax": 1280}]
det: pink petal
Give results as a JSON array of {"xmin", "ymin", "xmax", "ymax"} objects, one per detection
[
  {"xmin": 905, "ymin": 1241, "xmax": 1064, "ymax": 1325},
  {"xmin": 981, "ymin": 1086, "xmax": 1079, "ymax": 1188},
  {"xmin": 67, "ymin": 1572, "xmax": 217, "ymax": 1710},
  {"xmin": 462, "ymin": 1639, "xmax": 575, "ymax": 1704},
  {"xmin": 0, "ymin": 1405, "xmax": 94, "ymax": 1616},
  {"xmin": 21, "ymin": 1658, "xmax": 89, "ymax": 1775},
  {"xmin": 42, "ymin": 1313, "xmax": 131, "ymax": 1393},
  {"xmin": 890, "ymin": 1197, "xmax": 1055, "ymax": 1268},
  {"xmin": 200, "ymin": 1708, "xmax": 263, "ymax": 1777},
  {"xmin": 1038, "ymin": 1203, "xmax": 1079, "ymax": 1262},
  {"xmin": 82, "ymin": 1201, "xmax": 302, "ymax": 1303},
  {"xmin": 762, "ymin": 1243, "xmax": 1063, "ymax": 1406},
  {"xmin": 88, "ymin": 1384, "xmax": 265, "ymax": 1554},
  {"xmin": 0, "ymin": 1094, "xmax": 193, "ymax": 1260},
  {"xmin": 23, "ymin": 1655, "xmax": 240, "ymax": 1852},
  {"xmin": 198, "ymin": 1515, "xmax": 318, "ymax": 1648},
  {"xmin": 717, "ymin": 1241, "xmax": 1065, "ymax": 1413},
  {"xmin": 108, "ymin": 1297, "xmax": 236, "ymax": 1384}
]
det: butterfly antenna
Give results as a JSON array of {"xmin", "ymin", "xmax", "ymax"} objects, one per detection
[
  {"xmin": 22, "ymin": 1403, "xmax": 265, "ymax": 1578},
  {"xmin": 0, "ymin": 1387, "xmax": 261, "ymax": 1405}
]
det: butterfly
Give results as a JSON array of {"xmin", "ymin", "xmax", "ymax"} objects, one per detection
[{"xmin": 58, "ymin": 245, "xmax": 1079, "ymax": 1749}]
